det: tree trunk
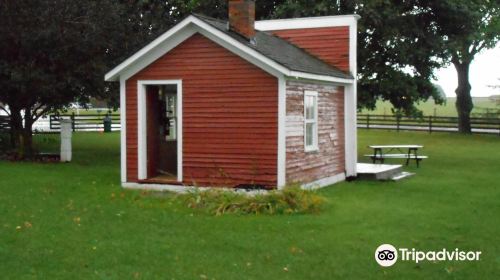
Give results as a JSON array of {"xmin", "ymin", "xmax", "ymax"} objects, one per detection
[
  {"xmin": 7, "ymin": 105, "xmax": 35, "ymax": 158},
  {"xmin": 9, "ymin": 105, "xmax": 23, "ymax": 149},
  {"xmin": 453, "ymin": 61, "xmax": 473, "ymax": 133},
  {"xmin": 22, "ymin": 110, "xmax": 34, "ymax": 158}
]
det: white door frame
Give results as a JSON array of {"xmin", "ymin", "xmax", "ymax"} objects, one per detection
[{"xmin": 137, "ymin": 80, "xmax": 183, "ymax": 182}]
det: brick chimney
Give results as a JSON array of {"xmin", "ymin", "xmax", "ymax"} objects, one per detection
[{"xmin": 228, "ymin": 0, "xmax": 256, "ymax": 40}]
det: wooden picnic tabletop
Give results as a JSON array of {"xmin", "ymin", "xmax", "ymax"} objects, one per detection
[{"xmin": 369, "ymin": 145, "xmax": 423, "ymax": 149}]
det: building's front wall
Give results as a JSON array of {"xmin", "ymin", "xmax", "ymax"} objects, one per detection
[
  {"xmin": 126, "ymin": 33, "xmax": 278, "ymax": 187},
  {"xmin": 285, "ymin": 80, "xmax": 345, "ymax": 184}
]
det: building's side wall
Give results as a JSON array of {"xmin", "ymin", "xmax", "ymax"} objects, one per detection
[
  {"xmin": 270, "ymin": 27, "xmax": 349, "ymax": 72},
  {"xmin": 285, "ymin": 80, "xmax": 345, "ymax": 184},
  {"xmin": 126, "ymin": 33, "xmax": 278, "ymax": 187}
]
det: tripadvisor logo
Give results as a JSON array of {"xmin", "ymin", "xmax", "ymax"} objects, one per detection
[
  {"xmin": 375, "ymin": 244, "xmax": 482, "ymax": 267},
  {"xmin": 375, "ymin": 244, "xmax": 398, "ymax": 267}
]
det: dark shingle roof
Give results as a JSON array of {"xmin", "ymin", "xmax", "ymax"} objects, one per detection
[{"xmin": 193, "ymin": 14, "xmax": 353, "ymax": 80}]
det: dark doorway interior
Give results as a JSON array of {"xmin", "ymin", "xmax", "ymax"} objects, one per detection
[{"xmin": 145, "ymin": 85, "xmax": 178, "ymax": 183}]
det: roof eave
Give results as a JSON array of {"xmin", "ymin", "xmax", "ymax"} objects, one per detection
[
  {"xmin": 287, "ymin": 71, "xmax": 354, "ymax": 84},
  {"xmin": 104, "ymin": 14, "xmax": 355, "ymax": 83},
  {"xmin": 104, "ymin": 15, "xmax": 197, "ymax": 82}
]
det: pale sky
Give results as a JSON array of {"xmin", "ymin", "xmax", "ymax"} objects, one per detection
[{"xmin": 434, "ymin": 43, "xmax": 500, "ymax": 97}]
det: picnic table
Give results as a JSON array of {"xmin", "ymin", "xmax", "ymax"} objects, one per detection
[{"xmin": 365, "ymin": 145, "xmax": 427, "ymax": 167}]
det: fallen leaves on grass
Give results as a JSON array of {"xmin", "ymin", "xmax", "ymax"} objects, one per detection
[{"xmin": 15, "ymin": 221, "xmax": 33, "ymax": 231}]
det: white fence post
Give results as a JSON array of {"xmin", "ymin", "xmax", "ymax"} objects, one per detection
[{"xmin": 60, "ymin": 119, "xmax": 72, "ymax": 162}]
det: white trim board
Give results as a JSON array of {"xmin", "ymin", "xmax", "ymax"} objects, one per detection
[
  {"xmin": 344, "ymin": 17, "xmax": 358, "ymax": 177},
  {"xmin": 122, "ymin": 183, "xmax": 269, "ymax": 196},
  {"xmin": 277, "ymin": 76, "xmax": 287, "ymax": 189},
  {"xmin": 104, "ymin": 15, "xmax": 354, "ymax": 85},
  {"xmin": 137, "ymin": 80, "xmax": 183, "ymax": 182},
  {"xmin": 255, "ymin": 15, "xmax": 360, "ymax": 31},
  {"xmin": 122, "ymin": 181, "xmax": 345, "ymax": 194},
  {"xmin": 119, "ymin": 78, "xmax": 127, "ymax": 183},
  {"xmin": 301, "ymin": 173, "xmax": 346, "ymax": 190}
]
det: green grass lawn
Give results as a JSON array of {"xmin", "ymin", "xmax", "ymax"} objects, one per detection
[
  {"xmin": 361, "ymin": 97, "xmax": 499, "ymax": 117},
  {"xmin": 1, "ymin": 131, "xmax": 499, "ymax": 279}
]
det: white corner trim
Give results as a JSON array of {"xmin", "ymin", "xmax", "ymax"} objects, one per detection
[
  {"xmin": 120, "ymin": 78, "xmax": 127, "ymax": 183},
  {"xmin": 344, "ymin": 15, "xmax": 358, "ymax": 177},
  {"xmin": 277, "ymin": 76, "xmax": 287, "ymax": 189},
  {"xmin": 105, "ymin": 15, "xmax": 354, "ymax": 84},
  {"xmin": 344, "ymin": 85, "xmax": 357, "ymax": 177},
  {"xmin": 301, "ymin": 173, "xmax": 346, "ymax": 190},
  {"xmin": 137, "ymin": 80, "xmax": 183, "ymax": 182},
  {"xmin": 348, "ymin": 17, "xmax": 358, "ymax": 78},
  {"xmin": 177, "ymin": 81, "xmax": 183, "ymax": 182},
  {"xmin": 255, "ymin": 14, "xmax": 360, "ymax": 31}
]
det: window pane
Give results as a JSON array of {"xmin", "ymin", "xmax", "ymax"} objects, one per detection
[
  {"xmin": 305, "ymin": 96, "xmax": 315, "ymax": 120},
  {"xmin": 306, "ymin": 123, "xmax": 314, "ymax": 147},
  {"xmin": 165, "ymin": 94, "xmax": 177, "ymax": 141}
]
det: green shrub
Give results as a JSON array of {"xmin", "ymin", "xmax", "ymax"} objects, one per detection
[{"xmin": 178, "ymin": 185, "xmax": 326, "ymax": 216}]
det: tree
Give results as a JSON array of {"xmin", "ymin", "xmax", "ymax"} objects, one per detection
[
  {"xmin": 0, "ymin": 0, "xmax": 131, "ymax": 157},
  {"xmin": 273, "ymin": 0, "xmax": 445, "ymax": 115},
  {"xmin": 426, "ymin": 0, "xmax": 500, "ymax": 132}
]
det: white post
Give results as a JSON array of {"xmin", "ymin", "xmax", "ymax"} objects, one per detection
[{"xmin": 60, "ymin": 119, "xmax": 72, "ymax": 162}]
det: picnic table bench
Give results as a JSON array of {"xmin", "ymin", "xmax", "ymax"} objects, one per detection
[{"xmin": 364, "ymin": 145, "xmax": 428, "ymax": 167}]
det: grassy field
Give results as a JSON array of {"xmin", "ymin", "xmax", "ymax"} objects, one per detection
[
  {"xmin": 62, "ymin": 97, "xmax": 500, "ymax": 118},
  {"xmin": 361, "ymin": 97, "xmax": 499, "ymax": 117},
  {"xmin": 0, "ymin": 131, "xmax": 499, "ymax": 279}
]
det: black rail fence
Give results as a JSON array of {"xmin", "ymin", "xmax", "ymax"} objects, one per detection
[
  {"xmin": 0, "ymin": 116, "xmax": 10, "ymax": 148},
  {"xmin": 0, "ymin": 115, "xmax": 10, "ymax": 132},
  {"xmin": 4, "ymin": 113, "xmax": 500, "ymax": 135},
  {"xmin": 49, "ymin": 113, "xmax": 121, "ymax": 132},
  {"xmin": 358, "ymin": 114, "xmax": 500, "ymax": 135}
]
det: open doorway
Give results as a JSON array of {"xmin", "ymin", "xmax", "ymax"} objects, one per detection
[{"xmin": 138, "ymin": 81, "xmax": 182, "ymax": 184}]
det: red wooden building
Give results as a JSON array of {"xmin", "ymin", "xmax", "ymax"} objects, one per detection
[{"xmin": 105, "ymin": 0, "xmax": 359, "ymax": 190}]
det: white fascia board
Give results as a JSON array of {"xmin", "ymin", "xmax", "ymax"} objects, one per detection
[
  {"xmin": 256, "ymin": 15, "xmax": 359, "ymax": 84},
  {"xmin": 105, "ymin": 15, "xmax": 288, "ymax": 82},
  {"xmin": 105, "ymin": 16, "xmax": 195, "ymax": 81},
  {"xmin": 105, "ymin": 15, "xmax": 352, "ymax": 83},
  {"xmin": 288, "ymin": 71, "xmax": 353, "ymax": 84},
  {"xmin": 194, "ymin": 16, "xmax": 356, "ymax": 83},
  {"xmin": 255, "ymin": 15, "xmax": 360, "ymax": 31},
  {"xmin": 120, "ymin": 27, "xmax": 196, "ymax": 81}
]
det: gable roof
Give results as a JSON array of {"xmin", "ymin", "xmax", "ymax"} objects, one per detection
[
  {"xmin": 105, "ymin": 14, "xmax": 354, "ymax": 84},
  {"xmin": 194, "ymin": 14, "xmax": 352, "ymax": 80}
]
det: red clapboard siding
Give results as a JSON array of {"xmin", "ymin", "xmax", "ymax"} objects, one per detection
[
  {"xmin": 126, "ymin": 33, "xmax": 278, "ymax": 187},
  {"xmin": 270, "ymin": 27, "xmax": 350, "ymax": 72}
]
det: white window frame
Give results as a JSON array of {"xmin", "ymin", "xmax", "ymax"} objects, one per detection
[{"xmin": 304, "ymin": 90, "xmax": 319, "ymax": 152}]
